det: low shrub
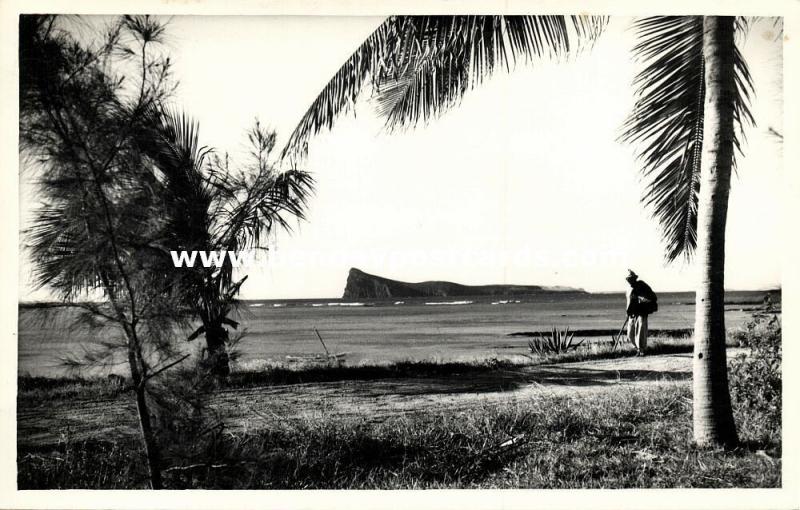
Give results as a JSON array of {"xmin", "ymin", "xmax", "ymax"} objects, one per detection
[{"xmin": 729, "ymin": 314, "xmax": 782, "ymax": 444}]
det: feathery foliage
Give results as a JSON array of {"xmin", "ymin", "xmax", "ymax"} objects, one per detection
[
  {"xmin": 20, "ymin": 15, "xmax": 188, "ymax": 489},
  {"xmin": 21, "ymin": 14, "xmax": 181, "ymax": 323}
]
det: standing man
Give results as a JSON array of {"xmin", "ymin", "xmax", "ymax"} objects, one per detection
[{"xmin": 625, "ymin": 269, "xmax": 658, "ymax": 356}]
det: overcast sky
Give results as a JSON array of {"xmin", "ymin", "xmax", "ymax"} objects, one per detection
[{"xmin": 19, "ymin": 16, "xmax": 783, "ymax": 300}]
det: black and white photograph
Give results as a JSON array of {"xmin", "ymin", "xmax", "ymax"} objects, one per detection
[{"xmin": 3, "ymin": 0, "xmax": 798, "ymax": 506}]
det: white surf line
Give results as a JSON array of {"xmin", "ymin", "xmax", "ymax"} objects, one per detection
[{"xmin": 424, "ymin": 300, "xmax": 474, "ymax": 306}]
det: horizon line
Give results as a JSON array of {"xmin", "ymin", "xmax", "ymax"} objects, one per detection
[{"xmin": 17, "ymin": 286, "xmax": 782, "ymax": 305}]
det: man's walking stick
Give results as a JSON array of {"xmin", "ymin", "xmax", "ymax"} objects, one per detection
[
  {"xmin": 611, "ymin": 317, "xmax": 629, "ymax": 351},
  {"xmin": 617, "ymin": 317, "xmax": 629, "ymax": 341},
  {"xmin": 618, "ymin": 317, "xmax": 638, "ymax": 348},
  {"xmin": 620, "ymin": 316, "xmax": 640, "ymax": 347}
]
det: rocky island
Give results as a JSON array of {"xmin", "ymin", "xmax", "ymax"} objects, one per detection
[{"xmin": 342, "ymin": 268, "xmax": 587, "ymax": 299}]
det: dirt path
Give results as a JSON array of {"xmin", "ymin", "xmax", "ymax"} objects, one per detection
[{"xmin": 18, "ymin": 350, "xmax": 741, "ymax": 447}]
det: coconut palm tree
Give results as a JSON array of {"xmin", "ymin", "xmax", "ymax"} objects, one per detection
[
  {"xmin": 280, "ymin": 15, "xmax": 769, "ymax": 447},
  {"xmin": 141, "ymin": 109, "xmax": 314, "ymax": 377},
  {"xmin": 620, "ymin": 16, "xmax": 757, "ymax": 447}
]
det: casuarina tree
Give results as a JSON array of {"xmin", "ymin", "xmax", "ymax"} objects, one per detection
[{"xmin": 20, "ymin": 15, "xmax": 185, "ymax": 488}]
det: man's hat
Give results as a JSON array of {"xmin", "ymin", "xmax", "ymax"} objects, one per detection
[{"xmin": 626, "ymin": 269, "xmax": 638, "ymax": 281}]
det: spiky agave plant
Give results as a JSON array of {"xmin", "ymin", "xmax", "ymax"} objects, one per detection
[{"xmin": 528, "ymin": 326, "xmax": 584, "ymax": 356}]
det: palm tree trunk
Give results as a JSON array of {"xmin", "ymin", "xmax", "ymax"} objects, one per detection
[
  {"xmin": 692, "ymin": 15, "xmax": 738, "ymax": 448},
  {"xmin": 204, "ymin": 323, "xmax": 231, "ymax": 378}
]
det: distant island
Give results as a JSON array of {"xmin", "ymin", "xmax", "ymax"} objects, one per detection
[{"xmin": 342, "ymin": 268, "xmax": 587, "ymax": 299}]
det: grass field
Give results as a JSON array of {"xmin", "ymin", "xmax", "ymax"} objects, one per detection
[
  {"xmin": 17, "ymin": 324, "xmax": 781, "ymax": 489},
  {"xmin": 17, "ymin": 381, "xmax": 779, "ymax": 489}
]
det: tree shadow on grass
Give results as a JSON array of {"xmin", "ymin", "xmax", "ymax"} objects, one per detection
[{"xmin": 353, "ymin": 365, "xmax": 692, "ymax": 397}]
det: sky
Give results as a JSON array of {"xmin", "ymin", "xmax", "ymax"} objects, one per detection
[{"xmin": 18, "ymin": 16, "xmax": 784, "ymax": 300}]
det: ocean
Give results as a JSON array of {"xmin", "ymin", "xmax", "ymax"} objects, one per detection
[{"xmin": 18, "ymin": 290, "xmax": 776, "ymax": 377}]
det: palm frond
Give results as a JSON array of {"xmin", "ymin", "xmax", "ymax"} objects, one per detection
[
  {"xmin": 214, "ymin": 166, "xmax": 314, "ymax": 258},
  {"xmin": 374, "ymin": 16, "xmax": 609, "ymax": 129},
  {"xmin": 735, "ymin": 16, "xmax": 783, "ymax": 41},
  {"xmin": 279, "ymin": 17, "xmax": 397, "ymax": 160},
  {"xmin": 373, "ymin": 45, "xmax": 469, "ymax": 130},
  {"xmin": 143, "ymin": 108, "xmax": 314, "ymax": 328},
  {"xmin": 620, "ymin": 16, "xmax": 754, "ymax": 262},
  {"xmin": 140, "ymin": 106, "xmax": 216, "ymax": 252},
  {"xmin": 281, "ymin": 15, "xmax": 607, "ymax": 157}
]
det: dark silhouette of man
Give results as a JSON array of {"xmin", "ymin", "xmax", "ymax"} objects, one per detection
[{"xmin": 625, "ymin": 269, "xmax": 657, "ymax": 356}]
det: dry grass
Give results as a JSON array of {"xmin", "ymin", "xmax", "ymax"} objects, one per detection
[
  {"xmin": 17, "ymin": 381, "xmax": 780, "ymax": 489},
  {"xmin": 17, "ymin": 330, "xmax": 778, "ymax": 489}
]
